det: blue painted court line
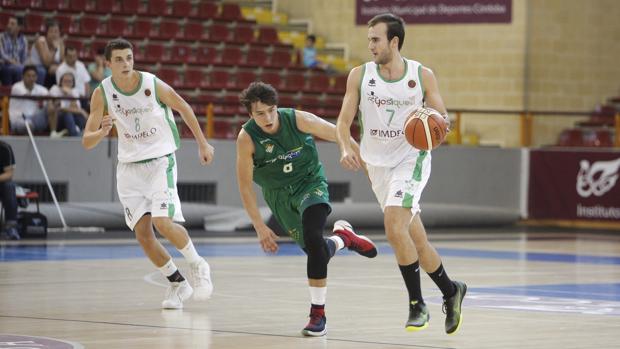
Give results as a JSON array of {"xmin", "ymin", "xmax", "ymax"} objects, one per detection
[
  {"xmin": 433, "ymin": 247, "xmax": 620, "ymax": 265},
  {"xmin": 2, "ymin": 242, "xmax": 620, "ymax": 265},
  {"xmin": 473, "ymin": 283, "xmax": 620, "ymax": 302},
  {"xmin": 0, "ymin": 243, "xmax": 296, "ymax": 262}
]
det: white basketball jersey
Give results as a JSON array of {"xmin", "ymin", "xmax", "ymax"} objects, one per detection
[
  {"xmin": 358, "ymin": 59, "xmax": 425, "ymax": 167},
  {"xmin": 100, "ymin": 71, "xmax": 179, "ymax": 163}
]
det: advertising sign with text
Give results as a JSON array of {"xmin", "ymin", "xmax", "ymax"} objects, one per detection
[
  {"xmin": 356, "ymin": 0, "xmax": 512, "ymax": 25},
  {"xmin": 529, "ymin": 149, "xmax": 620, "ymax": 222}
]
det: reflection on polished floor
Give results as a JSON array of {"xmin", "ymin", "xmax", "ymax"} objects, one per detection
[{"xmin": 1, "ymin": 229, "xmax": 619, "ymax": 349}]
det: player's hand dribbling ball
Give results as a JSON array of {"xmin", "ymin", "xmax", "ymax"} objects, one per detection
[{"xmin": 403, "ymin": 107, "xmax": 448, "ymax": 151}]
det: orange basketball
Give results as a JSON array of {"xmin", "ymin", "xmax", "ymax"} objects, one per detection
[{"xmin": 403, "ymin": 108, "xmax": 448, "ymax": 151}]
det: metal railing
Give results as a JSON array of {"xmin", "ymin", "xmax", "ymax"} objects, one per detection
[
  {"xmin": 2, "ymin": 93, "xmax": 619, "ymax": 147},
  {"xmin": 440, "ymin": 109, "xmax": 619, "ymax": 147}
]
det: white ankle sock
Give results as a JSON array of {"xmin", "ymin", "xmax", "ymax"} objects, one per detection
[
  {"xmin": 179, "ymin": 240, "xmax": 203, "ymax": 265},
  {"xmin": 328, "ymin": 236, "xmax": 345, "ymax": 250},
  {"xmin": 158, "ymin": 259, "xmax": 178, "ymax": 278},
  {"xmin": 309, "ymin": 286, "xmax": 327, "ymax": 305}
]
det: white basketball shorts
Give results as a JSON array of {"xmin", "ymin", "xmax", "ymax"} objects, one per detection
[
  {"xmin": 366, "ymin": 150, "xmax": 432, "ymax": 214},
  {"xmin": 117, "ymin": 153, "xmax": 185, "ymax": 230}
]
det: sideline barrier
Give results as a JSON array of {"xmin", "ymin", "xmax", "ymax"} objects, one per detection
[{"xmin": 528, "ymin": 148, "xmax": 620, "ymax": 229}]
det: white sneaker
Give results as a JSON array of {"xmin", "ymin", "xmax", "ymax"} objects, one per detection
[
  {"xmin": 190, "ymin": 259, "xmax": 213, "ymax": 300},
  {"xmin": 162, "ymin": 280, "xmax": 193, "ymax": 309},
  {"xmin": 50, "ymin": 129, "xmax": 68, "ymax": 138}
]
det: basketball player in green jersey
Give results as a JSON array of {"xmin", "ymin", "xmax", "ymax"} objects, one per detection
[
  {"xmin": 236, "ymin": 82, "xmax": 378, "ymax": 337},
  {"xmin": 336, "ymin": 14, "xmax": 466, "ymax": 334},
  {"xmin": 82, "ymin": 38, "xmax": 214, "ymax": 309}
]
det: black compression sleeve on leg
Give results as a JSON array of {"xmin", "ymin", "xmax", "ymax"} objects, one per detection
[{"xmin": 302, "ymin": 203, "xmax": 331, "ymax": 279}]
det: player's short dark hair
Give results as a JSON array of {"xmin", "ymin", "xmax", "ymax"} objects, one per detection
[
  {"xmin": 306, "ymin": 34, "xmax": 316, "ymax": 43},
  {"xmin": 368, "ymin": 13, "xmax": 406, "ymax": 51},
  {"xmin": 22, "ymin": 64, "xmax": 37, "ymax": 76},
  {"xmin": 239, "ymin": 82, "xmax": 278, "ymax": 113},
  {"xmin": 104, "ymin": 38, "xmax": 133, "ymax": 61}
]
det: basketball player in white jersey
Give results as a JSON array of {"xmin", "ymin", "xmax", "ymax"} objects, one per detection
[
  {"xmin": 82, "ymin": 39, "xmax": 215, "ymax": 309},
  {"xmin": 336, "ymin": 14, "xmax": 466, "ymax": 334}
]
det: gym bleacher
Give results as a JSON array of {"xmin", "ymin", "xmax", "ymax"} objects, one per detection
[{"xmin": 1, "ymin": 0, "xmax": 354, "ymax": 139}]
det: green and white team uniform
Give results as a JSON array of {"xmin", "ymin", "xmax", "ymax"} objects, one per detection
[
  {"xmin": 358, "ymin": 59, "xmax": 431, "ymax": 214},
  {"xmin": 243, "ymin": 108, "xmax": 330, "ymax": 248},
  {"xmin": 100, "ymin": 71, "xmax": 183, "ymax": 229}
]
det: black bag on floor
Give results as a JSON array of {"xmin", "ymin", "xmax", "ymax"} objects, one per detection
[{"xmin": 17, "ymin": 211, "xmax": 48, "ymax": 238}]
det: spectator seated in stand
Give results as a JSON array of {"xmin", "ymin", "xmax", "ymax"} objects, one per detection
[
  {"xmin": 0, "ymin": 140, "xmax": 20, "ymax": 240},
  {"xmin": 8, "ymin": 64, "xmax": 59, "ymax": 137},
  {"xmin": 56, "ymin": 45, "xmax": 91, "ymax": 101},
  {"xmin": 49, "ymin": 72, "xmax": 88, "ymax": 137},
  {"xmin": 28, "ymin": 19, "xmax": 64, "ymax": 87},
  {"xmin": 87, "ymin": 48, "xmax": 111, "ymax": 95},
  {"xmin": 0, "ymin": 15, "xmax": 28, "ymax": 86},
  {"xmin": 302, "ymin": 34, "xmax": 330, "ymax": 71}
]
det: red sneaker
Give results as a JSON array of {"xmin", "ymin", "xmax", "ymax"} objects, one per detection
[
  {"xmin": 332, "ymin": 220, "xmax": 378, "ymax": 258},
  {"xmin": 301, "ymin": 304, "xmax": 327, "ymax": 336}
]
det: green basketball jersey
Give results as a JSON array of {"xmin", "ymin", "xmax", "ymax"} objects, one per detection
[{"xmin": 242, "ymin": 108, "xmax": 325, "ymax": 190}]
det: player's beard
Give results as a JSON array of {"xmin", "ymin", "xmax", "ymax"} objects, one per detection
[{"xmin": 374, "ymin": 48, "xmax": 393, "ymax": 65}]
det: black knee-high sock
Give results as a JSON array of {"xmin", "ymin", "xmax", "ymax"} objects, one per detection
[
  {"xmin": 399, "ymin": 261, "xmax": 424, "ymax": 303},
  {"xmin": 427, "ymin": 263, "xmax": 456, "ymax": 299}
]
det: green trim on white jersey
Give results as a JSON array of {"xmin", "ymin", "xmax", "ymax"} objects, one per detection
[
  {"xmin": 418, "ymin": 65, "xmax": 425, "ymax": 99},
  {"xmin": 376, "ymin": 58, "xmax": 408, "ymax": 83},
  {"xmin": 99, "ymin": 84, "xmax": 108, "ymax": 115},
  {"xmin": 358, "ymin": 58, "xmax": 425, "ymax": 167},
  {"xmin": 111, "ymin": 71, "xmax": 143, "ymax": 96},
  {"xmin": 101, "ymin": 71, "xmax": 178, "ymax": 163}
]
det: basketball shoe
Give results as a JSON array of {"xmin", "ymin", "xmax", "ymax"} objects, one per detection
[
  {"xmin": 332, "ymin": 220, "xmax": 378, "ymax": 258},
  {"xmin": 301, "ymin": 304, "xmax": 327, "ymax": 337},
  {"xmin": 5, "ymin": 226, "xmax": 20, "ymax": 240},
  {"xmin": 406, "ymin": 300, "xmax": 429, "ymax": 331},
  {"xmin": 443, "ymin": 280, "xmax": 467, "ymax": 334},
  {"xmin": 190, "ymin": 258, "xmax": 214, "ymax": 300},
  {"xmin": 162, "ymin": 280, "xmax": 193, "ymax": 309}
]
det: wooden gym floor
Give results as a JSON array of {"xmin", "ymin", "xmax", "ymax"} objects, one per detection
[{"xmin": 1, "ymin": 228, "xmax": 619, "ymax": 349}]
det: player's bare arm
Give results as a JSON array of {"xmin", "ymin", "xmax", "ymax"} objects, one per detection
[
  {"xmin": 336, "ymin": 65, "xmax": 363, "ymax": 171},
  {"xmin": 295, "ymin": 110, "xmax": 339, "ymax": 142},
  {"xmin": 236, "ymin": 130, "xmax": 279, "ymax": 253},
  {"xmin": 421, "ymin": 66, "xmax": 450, "ymax": 129},
  {"xmin": 82, "ymin": 87, "xmax": 113, "ymax": 150},
  {"xmin": 0, "ymin": 164, "xmax": 14, "ymax": 182},
  {"xmin": 156, "ymin": 79, "xmax": 214, "ymax": 165},
  {"xmin": 295, "ymin": 110, "xmax": 361, "ymax": 158}
]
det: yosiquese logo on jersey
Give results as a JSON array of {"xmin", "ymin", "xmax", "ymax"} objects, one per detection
[
  {"xmin": 281, "ymin": 148, "xmax": 302, "ymax": 161},
  {"xmin": 370, "ymin": 129, "xmax": 404, "ymax": 139},
  {"xmin": 366, "ymin": 92, "xmax": 415, "ymax": 109},
  {"xmin": 115, "ymin": 104, "xmax": 154, "ymax": 117},
  {"xmin": 264, "ymin": 147, "xmax": 303, "ymax": 164}
]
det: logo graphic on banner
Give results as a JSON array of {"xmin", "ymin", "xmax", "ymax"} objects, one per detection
[
  {"xmin": 576, "ymin": 158, "xmax": 620, "ymax": 198},
  {"xmin": 529, "ymin": 150, "xmax": 620, "ymax": 221}
]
